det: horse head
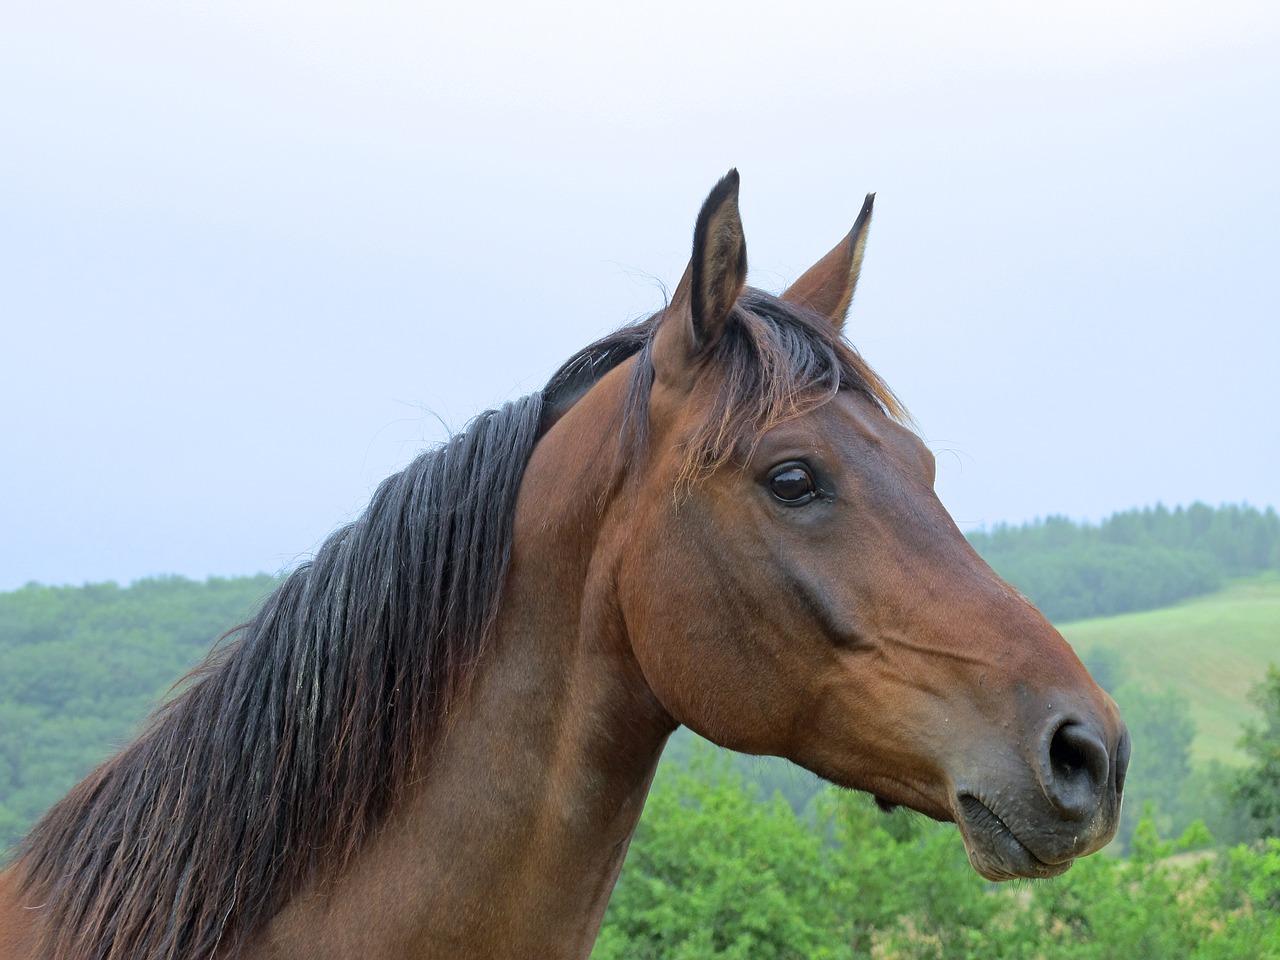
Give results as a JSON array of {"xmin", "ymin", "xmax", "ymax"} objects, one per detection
[{"xmin": 608, "ymin": 171, "xmax": 1127, "ymax": 880}]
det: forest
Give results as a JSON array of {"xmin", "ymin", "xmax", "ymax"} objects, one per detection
[
  {"xmin": 0, "ymin": 574, "xmax": 277, "ymax": 848},
  {"xmin": 1, "ymin": 503, "xmax": 1277, "ymax": 956},
  {"xmin": 967, "ymin": 502, "xmax": 1280, "ymax": 622}
]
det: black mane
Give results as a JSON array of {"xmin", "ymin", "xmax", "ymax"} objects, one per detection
[{"xmin": 18, "ymin": 391, "xmax": 546, "ymax": 960}]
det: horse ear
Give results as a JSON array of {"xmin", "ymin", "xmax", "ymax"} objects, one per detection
[
  {"xmin": 781, "ymin": 193, "xmax": 874, "ymax": 332},
  {"xmin": 653, "ymin": 170, "xmax": 748, "ymax": 387}
]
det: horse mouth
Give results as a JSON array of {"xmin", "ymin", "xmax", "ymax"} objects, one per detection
[{"xmin": 955, "ymin": 794, "xmax": 1073, "ymax": 881}]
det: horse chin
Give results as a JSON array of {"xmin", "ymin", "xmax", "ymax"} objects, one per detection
[
  {"xmin": 953, "ymin": 794, "xmax": 1075, "ymax": 881},
  {"xmin": 872, "ymin": 795, "xmax": 898, "ymax": 813}
]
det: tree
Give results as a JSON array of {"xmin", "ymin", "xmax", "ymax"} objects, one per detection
[
  {"xmin": 1233, "ymin": 665, "xmax": 1280, "ymax": 838},
  {"xmin": 821, "ymin": 791, "xmax": 1001, "ymax": 958},
  {"xmin": 0, "ymin": 574, "xmax": 276, "ymax": 858},
  {"xmin": 594, "ymin": 753, "xmax": 844, "ymax": 959},
  {"xmin": 1112, "ymin": 682, "xmax": 1197, "ymax": 850}
]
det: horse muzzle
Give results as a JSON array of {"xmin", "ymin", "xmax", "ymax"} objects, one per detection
[{"xmin": 952, "ymin": 709, "xmax": 1130, "ymax": 881}]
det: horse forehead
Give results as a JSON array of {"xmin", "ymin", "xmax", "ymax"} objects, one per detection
[{"xmin": 757, "ymin": 390, "xmax": 902, "ymax": 457}]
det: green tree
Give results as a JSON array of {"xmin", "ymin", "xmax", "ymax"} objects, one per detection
[
  {"xmin": 1233, "ymin": 665, "xmax": 1280, "ymax": 838},
  {"xmin": 1210, "ymin": 838, "xmax": 1280, "ymax": 958},
  {"xmin": 0, "ymin": 574, "xmax": 275, "ymax": 857},
  {"xmin": 594, "ymin": 754, "xmax": 844, "ymax": 959},
  {"xmin": 1005, "ymin": 814, "xmax": 1261, "ymax": 960},
  {"xmin": 1112, "ymin": 682, "xmax": 1197, "ymax": 850},
  {"xmin": 822, "ymin": 792, "xmax": 1002, "ymax": 958},
  {"xmin": 1181, "ymin": 760, "xmax": 1259, "ymax": 847}
]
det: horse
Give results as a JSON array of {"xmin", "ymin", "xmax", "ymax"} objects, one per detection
[{"xmin": 0, "ymin": 171, "xmax": 1128, "ymax": 959}]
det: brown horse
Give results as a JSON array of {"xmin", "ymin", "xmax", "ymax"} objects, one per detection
[{"xmin": 0, "ymin": 172, "xmax": 1127, "ymax": 959}]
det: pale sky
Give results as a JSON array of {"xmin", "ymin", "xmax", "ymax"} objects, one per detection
[{"xmin": 3, "ymin": 0, "xmax": 1278, "ymax": 590}]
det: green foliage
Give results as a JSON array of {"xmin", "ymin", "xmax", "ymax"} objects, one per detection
[
  {"xmin": 1232, "ymin": 665, "xmax": 1280, "ymax": 838},
  {"xmin": 1180, "ymin": 760, "xmax": 1260, "ymax": 848},
  {"xmin": 968, "ymin": 502, "xmax": 1280, "ymax": 623},
  {"xmin": 822, "ymin": 792, "xmax": 1000, "ymax": 957},
  {"xmin": 594, "ymin": 753, "xmax": 843, "ymax": 959},
  {"xmin": 0, "ymin": 574, "xmax": 275, "ymax": 855},
  {"xmin": 595, "ymin": 767, "xmax": 1280, "ymax": 960},
  {"xmin": 992, "ymin": 542, "xmax": 1219, "ymax": 623},
  {"xmin": 1004, "ymin": 817, "xmax": 1236, "ymax": 960},
  {"xmin": 1110, "ymin": 683, "xmax": 1198, "ymax": 851},
  {"xmin": 1218, "ymin": 837, "xmax": 1280, "ymax": 914}
]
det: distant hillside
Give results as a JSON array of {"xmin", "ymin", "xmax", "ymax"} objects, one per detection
[
  {"xmin": 1063, "ymin": 572, "xmax": 1280, "ymax": 765},
  {"xmin": 969, "ymin": 502, "xmax": 1280, "ymax": 623},
  {"xmin": 0, "ymin": 575, "xmax": 276, "ymax": 853}
]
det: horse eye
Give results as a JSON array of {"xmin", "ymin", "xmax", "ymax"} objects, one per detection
[{"xmin": 768, "ymin": 464, "xmax": 817, "ymax": 505}]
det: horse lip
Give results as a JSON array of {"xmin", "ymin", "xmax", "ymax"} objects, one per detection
[{"xmin": 955, "ymin": 793, "xmax": 1073, "ymax": 881}]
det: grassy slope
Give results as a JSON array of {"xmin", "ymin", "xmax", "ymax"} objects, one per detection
[{"xmin": 1061, "ymin": 571, "xmax": 1280, "ymax": 765}]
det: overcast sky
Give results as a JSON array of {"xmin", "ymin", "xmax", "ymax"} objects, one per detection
[{"xmin": 2, "ymin": 0, "xmax": 1278, "ymax": 590}]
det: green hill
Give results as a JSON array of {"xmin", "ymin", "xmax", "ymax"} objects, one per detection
[
  {"xmin": 1062, "ymin": 572, "xmax": 1280, "ymax": 765},
  {"xmin": 0, "ymin": 575, "xmax": 277, "ymax": 852}
]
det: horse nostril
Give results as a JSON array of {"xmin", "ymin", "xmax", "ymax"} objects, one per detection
[
  {"xmin": 1050, "ymin": 723, "xmax": 1094, "ymax": 781},
  {"xmin": 1041, "ymin": 719, "xmax": 1109, "ymax": 817}
]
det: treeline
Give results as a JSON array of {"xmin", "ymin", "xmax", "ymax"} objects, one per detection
[
  {"xmin": 0, "ymin": 575, "xmax": 275, "ymax": 850},
  {"xmin": 968, "ymin": 502, "xmax": 1280, "ymax": 622}
]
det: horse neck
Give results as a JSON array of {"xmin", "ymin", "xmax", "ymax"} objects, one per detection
[{"xmin": 254, "ymin": 364, "xmax": 675, "ymax": 960}]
